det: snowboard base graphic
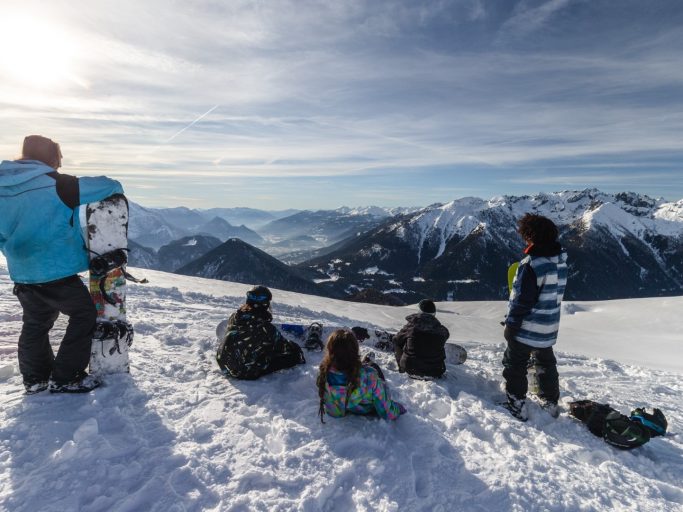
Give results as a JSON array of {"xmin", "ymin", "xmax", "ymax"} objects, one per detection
[{"xmin": 80, "ymin": 194, "xmax": 133, "ymax": 375}]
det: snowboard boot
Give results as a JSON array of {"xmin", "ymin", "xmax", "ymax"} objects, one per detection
[
  {"xmin": 374, "ymin": 330, "xmax": 393, "ymax": 351},
  {"xmin": 351, "ymin": 326, "xmax": 370, "ymax": 343},
  {"xmin": 49, "ymin": 373, "xmax": 101, "ymax": 394},
  {"xmin": 24, "ymin": 380, "xmax": 49, "ymax": 395},
  {"xmin": 540, "ymin": 399, "xmax": 560, "ymax": 418},
  {"xmin": 304, "ymin": 322, "xmax": 324, "ymax": 351},
  {"xmin": 362, "ymin": 352, "xmax": 386, "ymax": 381},
  {"xmin": 362, "ymin": 351, "xmax": 377, "ymax": 365},
  {"xmin": 501, "ymin": 393, "xmax": 528, "ymax": 422}
]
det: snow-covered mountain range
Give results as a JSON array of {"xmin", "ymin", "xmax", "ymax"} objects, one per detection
[
  {"xmin": 255, "ymin": 207, "xmax": 418, "ymax": 247},
  {"xmin": 127, "ymin": 190, "xmax": 683, "ymax": 302},
  {"xmin": 0, "ymin": 255, "xmax": 681, "ymax": 511},
  {"xmin": 128, "ymin": 203, "xmax": 276, "ymax": 250},
  {"xmin": 302, "ymin": 189, "xmax": 683, "ymax": 302},
  {"xmin": 128, "ymin": 203, "xmax": 412, "ymax": 256}
]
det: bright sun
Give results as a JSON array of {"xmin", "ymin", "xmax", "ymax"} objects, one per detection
[{"xmin": 0, "ymin": 13, "xmax": 85, "ymax": 89}]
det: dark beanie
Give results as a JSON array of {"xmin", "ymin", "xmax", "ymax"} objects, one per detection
[
  {"xmin": 21, "ymin": 135, "xmax": 62, "ymax": 168},
  {"xmin": 418, "ymin": 299, "xmax": 436, "ymax": 314}
]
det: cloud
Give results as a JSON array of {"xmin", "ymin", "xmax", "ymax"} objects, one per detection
[
  {"xmin": 496, "ymin": 0, "xmax": 573, "ymax": 43},
  {"xmin": 505, "ymin": 172, "xmax": 682, "ymax": 186},
  {"xmin": 1, "ymin": 0, "xmax": 683, "ymax": 207}
]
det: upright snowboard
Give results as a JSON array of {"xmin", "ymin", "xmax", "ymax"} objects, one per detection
[
  {"xmin": 80, "ymin": 194, "xmax": 133, "ymax": 375},
  {"xmin": 507, "ymin": 262, "xmax": 520, "ymax": 294}
]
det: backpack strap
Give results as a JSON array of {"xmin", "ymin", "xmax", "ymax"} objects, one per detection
[
  {"xmin": 46, "ymin": 171, "xmax": 79, "ymax": 209},
  {"xmin": 47, "ymin": 171, "xmax": 79, "ymax": 226}
]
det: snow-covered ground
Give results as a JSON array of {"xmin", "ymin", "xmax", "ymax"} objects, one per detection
[{"xmin": 0, "ymin": 257, "xmax": 681, "ymax": 511}]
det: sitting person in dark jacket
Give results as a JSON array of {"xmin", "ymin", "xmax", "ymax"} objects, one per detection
[
  {"xmin": 393, "ymin": 299, "xmax": 450, "ymax": 378},
  {"xmin": 216, "ymin": 285, "xmax": 305, "ymax": 380}
]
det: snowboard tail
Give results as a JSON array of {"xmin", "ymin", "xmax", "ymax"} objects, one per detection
[
  {"xmin": 445, "ymin": 342, "xmax": 468, "ymax": 365},
  {"xmin": 81, "ymin": 194, "xmax": 133, "ymax": 375}
]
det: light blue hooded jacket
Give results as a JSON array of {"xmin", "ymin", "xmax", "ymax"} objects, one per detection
[{"xmin": 0, "ymin": 159, "xmax": 123, "ymax": 284}]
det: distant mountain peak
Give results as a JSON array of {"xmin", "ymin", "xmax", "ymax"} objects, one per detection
[
  {"xmin": 203, "ymin": 216, "xmax": 233, "ymax": 228},
  {"xmin": 176, "ymin": 238, "xmax": 337, "ymax": 297}
]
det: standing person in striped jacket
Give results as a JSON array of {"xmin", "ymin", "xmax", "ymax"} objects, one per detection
[{"xmin": 503, "ymin": 214, "xmax": 568, "ymax": 421}]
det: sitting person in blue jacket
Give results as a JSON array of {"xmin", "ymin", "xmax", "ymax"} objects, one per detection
[{"xmin": 0, "ymin": 135, "xmax": 123, "ymax": 394}]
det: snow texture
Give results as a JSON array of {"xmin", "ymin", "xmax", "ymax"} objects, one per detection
[{"xmin": 0, "ymin": 255, "xmax": 681, "ymax": 511}]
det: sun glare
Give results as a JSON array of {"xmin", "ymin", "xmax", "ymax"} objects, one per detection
[{"xmin": 0, "ymin": 13, "xmax": 86, "ymax": 89}]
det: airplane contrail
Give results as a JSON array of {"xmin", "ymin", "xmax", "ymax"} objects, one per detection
[{"xmin": 165, "ymin": 104, "xmax": 220, "ymax": 143}]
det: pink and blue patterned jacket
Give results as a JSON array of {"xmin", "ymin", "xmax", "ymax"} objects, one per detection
[{"xmin": 323, "ymin": 365, "xmax": 406, "ymax": 420}]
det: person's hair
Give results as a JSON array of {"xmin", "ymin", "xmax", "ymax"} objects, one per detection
[
  {"xmin": 21, "ymin": 135, "xmax": 62, "ymax": 169},
  {"xmin": 238, "ymin": 303, "xmax": 256, "ymax": 314},
  {"xmin": 517, "ymin": 213, "xmax": 559, "ymax": 245},
  {"xmin": 237, "ymin": 303, "xmax": 271, "ymax": 322},
  {"xmin": 316, "ymin": 329, "xmax": 361, "ymax": 423}
]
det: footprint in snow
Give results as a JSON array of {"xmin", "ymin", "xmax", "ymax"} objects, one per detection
[{"xmin": 411, "ymin": 453, "xmax": 432, "ymax": 498}]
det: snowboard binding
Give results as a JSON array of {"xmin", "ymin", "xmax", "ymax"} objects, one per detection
[
  {"xmin": 351, "ymin": 326, "xmax": 370, "ymax": 342},
  {"xmin": 90, "ymin": 248, "xmax": 128, "ymax": 276},
  {"xmin": 93, "ymin": 319, "xmax": 134, "ymax": 356},
  {"xmin": 304, "ymin": 322, "xmax": 324, "ymax": 351}
]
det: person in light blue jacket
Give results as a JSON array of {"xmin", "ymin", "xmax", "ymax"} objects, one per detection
[{"xmin": 0, "ymin": 135, "xmax": 123, "ymax": 394}]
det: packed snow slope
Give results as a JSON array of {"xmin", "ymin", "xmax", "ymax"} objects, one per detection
[{"xmin": 0, "ymin": 257, "xmax": 681, "ymax": 512}]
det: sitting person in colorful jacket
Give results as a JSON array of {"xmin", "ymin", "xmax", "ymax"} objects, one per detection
[{"xmin": 316, "ymin": 329, "xmax": 406, "ymax": 422}]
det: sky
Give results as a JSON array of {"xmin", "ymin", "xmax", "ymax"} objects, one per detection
[{"xmin": 1, "ymin": 0, "xmax": 682, "ymax": 209}]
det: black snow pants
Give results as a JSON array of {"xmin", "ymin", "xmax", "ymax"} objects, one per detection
[
  {"xmin": 502, "ymin": 327, "xmax": 560, "ymax": 403},
  {"xmin": 14, "ymin": 275, "xmax": 96, "ymax": 385}
]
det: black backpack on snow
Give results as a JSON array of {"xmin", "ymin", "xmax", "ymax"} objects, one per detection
[
  {"xmin": 630, "ymin": 407, "xmax": 668, "ymax": 437},
  {"xmin": 569, "ymin": 400, "xmax": 651, "ymax": 450}
]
